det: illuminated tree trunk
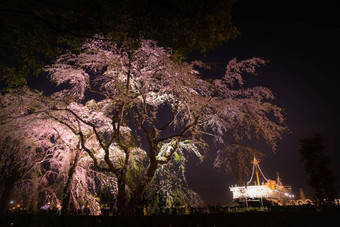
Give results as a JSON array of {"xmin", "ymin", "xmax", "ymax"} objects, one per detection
[
  {"xmin": 61, "ymin": 149, "xmax": 82, "ymax": 214},
  {"xmin": 0, "ymin": 178, "xmax": 16, "ymax": 215},
  {"xmin": 124, "ymin": 161, "xmax": 158, "ymax": 216}
]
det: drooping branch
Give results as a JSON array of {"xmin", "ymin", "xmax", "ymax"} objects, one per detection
[{"xmin": 156, "ymin": 108, "xmax": 178, "ymax": 131}]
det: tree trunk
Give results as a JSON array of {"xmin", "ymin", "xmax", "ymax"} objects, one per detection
[
  {"xmin": 61, "ymin": 150, "xmax": 81, "ymax": 214},
  {"xmin": 29, "ymin": 173, "xmax": 39, "ymax": 214},
  {"xmin": 0, "ymin": 178, "xmax": 16, "ymax": 215},
  {"xmin": 124, "ymin": 162, "xmax": 159, "ymax": 216},
  {"xmin": 116, "ymin": 176, "xmax": 127, "ymax": 215}
]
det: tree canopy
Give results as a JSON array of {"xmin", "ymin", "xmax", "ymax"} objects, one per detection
[
  {"xmin": 0, "ymin": 37, "xmax": 286, "ymax": 215},
  {"xmin": 0, "ymin": 0, "xmax": 238, "ymax": 89}
]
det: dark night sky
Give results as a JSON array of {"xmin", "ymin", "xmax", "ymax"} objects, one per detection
[{"xmin": 186, "ymin": 0, "xmax": 340, "ymax": 204}]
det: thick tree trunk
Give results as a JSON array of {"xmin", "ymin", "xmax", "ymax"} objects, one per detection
[
  {"xmin": 0, "ymin": 178, "xmax": 16, "ymax": 215},
  {"xmin": 124, "ymin": 162, "xmax": 159, "ymax": 216},
  {"xmin": 116, "ymin": 176, "xmax": 127, "ymax": 215},
  {"xmin": 61, "ymin": 150, "xmax": 81, "ymax": 214},
  {"xmin": 61, "ymin": 185, "xmax": 72, "ymax": 214}
]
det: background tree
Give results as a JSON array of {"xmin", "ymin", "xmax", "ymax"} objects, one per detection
[
  {"xmin": 0, "ymin": 0, "xmax": 238, "ymax": 89},
  {"xmin": 299, "ymin": 133, "xmax": 338, "ymax": 205}
]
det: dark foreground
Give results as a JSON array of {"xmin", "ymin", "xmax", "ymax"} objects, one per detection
[{"xmin": 1, "ymin": 209, "xmax": 339, "ymax": 227}]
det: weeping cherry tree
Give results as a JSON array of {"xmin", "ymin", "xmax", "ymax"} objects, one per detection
[{"xmin": 39, "ymin": 37, "xmax": 286, "ymax": 215}]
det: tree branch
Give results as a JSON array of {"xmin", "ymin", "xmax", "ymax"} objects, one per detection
[
  {"xmin": 156, "ymin": 105, "xmax": 179, "ymax": 131},
  {"xmin": 157, "ymin": 138, "xmax": 180, "ymax": 165},
  {"xmin": 156, "ymin": 116, "xmax": 198, "ymax": 143}
]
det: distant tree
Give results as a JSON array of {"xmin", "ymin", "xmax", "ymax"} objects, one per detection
[
  {"xmin": 0, "ymin": 0, "xmax": 238, "ymax": 89},
  {"xmin": 299, "ymin": 133, "xmax": 338, "ymax": 205}
]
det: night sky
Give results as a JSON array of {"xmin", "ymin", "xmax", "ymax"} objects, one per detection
[{"xmin": 186, "ymin": 0, "xmax": 340, "ymax": 204}]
